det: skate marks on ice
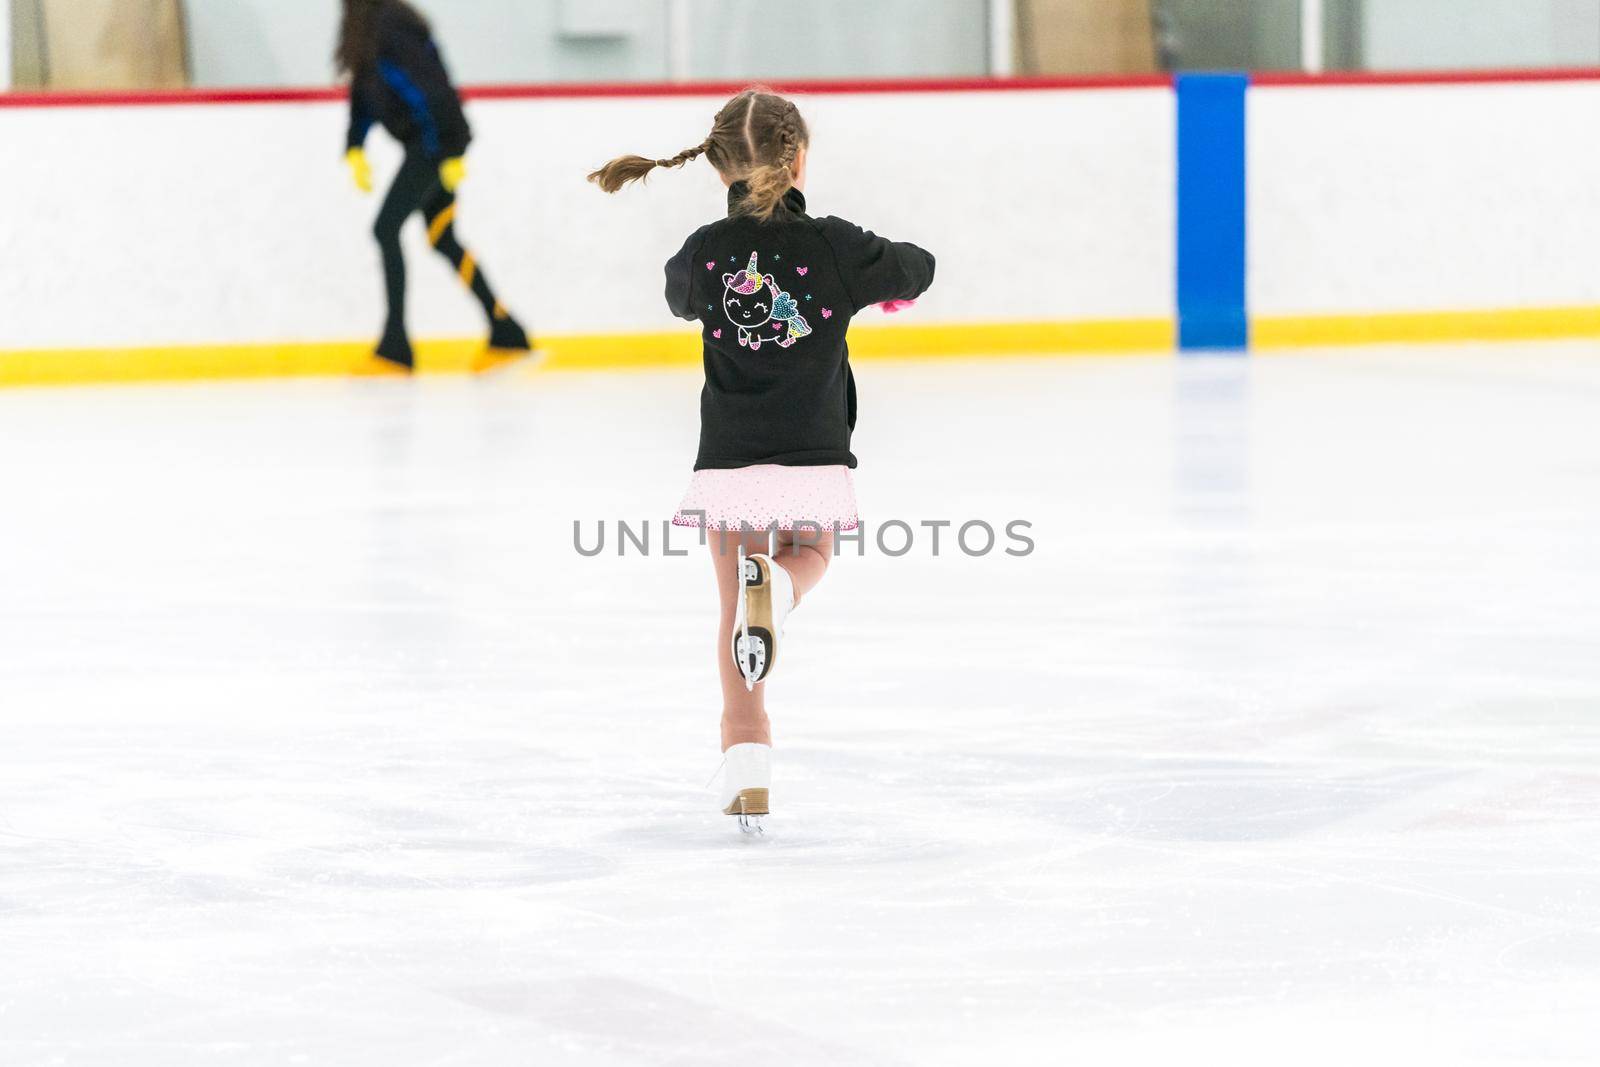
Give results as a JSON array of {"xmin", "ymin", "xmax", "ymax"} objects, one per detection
[
  {"xmin": 435, "ymin": 976, "xmax": 886, "ymax": 1066},
  {"xmin": 2, "ymin": 351, "xmax": 1600, "ymax": 1064}
]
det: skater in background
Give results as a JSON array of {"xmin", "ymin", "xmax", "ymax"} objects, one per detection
[
  {"xmin": 588, "ymin": 89, "xmax": 935, "ymax": 833},
  {"xmin": 338, "ymin": 0, "xmax": 530, "ymax": 369}
]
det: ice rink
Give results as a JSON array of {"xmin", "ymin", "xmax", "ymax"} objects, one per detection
[{"xmin": 2, "ymin": 342, "xmax": 1599, "ymax": 1065}]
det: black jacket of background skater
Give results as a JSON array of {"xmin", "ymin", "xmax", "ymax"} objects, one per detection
[
  {"xmin": 666, "ymin": 185, "xmax": 936, "ymax": 471},
  {"xmin": 345, "ymin": 7, "xmax": 470, "ymax": 161}
]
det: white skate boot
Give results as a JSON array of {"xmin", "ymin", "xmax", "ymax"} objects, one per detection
[
  {"xmin": 732, "ymin": 551, "xmax": 796, "ymax": 691},
  {"xmin": 720, "ymin": 742, "xmax": 771, "ymax": 834}
]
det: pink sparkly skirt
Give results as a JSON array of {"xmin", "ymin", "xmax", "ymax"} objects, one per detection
[{"xmin": 673, "ymin": 464, "xmax": 859, "ymax": 532}]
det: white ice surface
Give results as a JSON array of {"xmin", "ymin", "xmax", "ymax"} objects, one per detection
[{"xmin": 2, "ymin": 344, "xmax": 1598, "ymax": 1065}]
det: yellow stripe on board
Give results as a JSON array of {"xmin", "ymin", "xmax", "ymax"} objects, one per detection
[
  {"xmin": 0, "ymin": 338, "xmax": 501, "ymax": 387},
  {"xmin": 1255, "ymin": 306, "xmax": 1600, "ymax": 349},
  {"xmin": 4, "ymin": 308, "xmax": 1598, "ymax": 389},
  {"xmin": 848, "ymin": 319, "xmax": 1174, "ymax": 360},
  {"xmin": 427, "ymin": 205, "xmax": 456, "ymax": 245},
  {"xmin": 0, "ymin": 319, "xmax": 1171, "ymax": 388},
  {"xmin": 538, "ymin": 331, "xmax": 700, "ymax": 371}
]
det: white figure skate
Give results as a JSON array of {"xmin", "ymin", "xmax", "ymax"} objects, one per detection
[
  {"xmin": 732, "ymin": 550, "xmax": 795, "ymax": 692},
  {"xmin": 720, "ymin": 741, "xmax": 772, "ymax": 834}
]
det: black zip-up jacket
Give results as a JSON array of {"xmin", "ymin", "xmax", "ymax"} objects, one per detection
[
  {"xmin": 345, "ymin": 6, "xmax": 471, "ymax": 161},
  {"xmin": 666, "ymin": 185, "xmax": 936, "ymax": 470}
]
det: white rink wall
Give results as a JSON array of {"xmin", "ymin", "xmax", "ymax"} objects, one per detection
[
  {"xmin": 0, "ymin": 88, "xmax": 1174, "ymax": 350},
  {"xmin": 1249, "ymin": 81, "xmax": 1600, "ymax": 316},
  {"xmin": 0, "ymin": 77, "xmax": 1597, "ymax": 354}
]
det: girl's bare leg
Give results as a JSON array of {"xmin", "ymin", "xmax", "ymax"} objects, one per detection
[
  {"xmin": 712, "ymin": 529, "xmax": 774, "ymax": 750},
  {"xmin": 711, "ymin": 526, "xmax": 837, "ymax": 751},
  {"xmin": 773, "ymin": 527, "xmax": 834, "ymax": 607}
]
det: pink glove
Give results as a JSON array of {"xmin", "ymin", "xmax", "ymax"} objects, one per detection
[{"xmin": 877, "ymin": 299, "xmax": 917, "ymax": 314}]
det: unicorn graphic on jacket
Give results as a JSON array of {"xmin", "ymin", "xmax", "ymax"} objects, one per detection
[{"xmin": 721, "ymin": 252, "xmax": 813, "ymax": 351}]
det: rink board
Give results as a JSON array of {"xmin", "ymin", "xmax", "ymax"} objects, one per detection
[
  {"xmin": 0, "ymin": 72, "xmax": 1597, "ymax": 385},
  {"xmin": 0, "ymin": 319, "xmax": 1176, "ymax": 386}
]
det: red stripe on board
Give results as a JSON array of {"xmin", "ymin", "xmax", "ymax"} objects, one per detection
[
  {"xmin": 3, "ymin": 68, "xmax": 1595, "ymax": 109},
  {"xmin": 0, "ymin": 74, "xmax": 1172, "ymax": 109},
  {"xmin": 1255, "ymin": 67, "xmax": 1600, "ymax": 87},
  {"xmin": 464, "ymin": 74, "xmax": 1176, "ymax": 98},
  {"xmin": 0, "ymin": 87, "xmax": 344, "ymax": 108}
]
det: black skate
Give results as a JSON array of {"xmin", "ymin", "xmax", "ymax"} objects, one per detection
[
  {"xmin": 374, "ymin": 323, "xmax": 414, "ymax": 371},
  {"xmin": 488, "ymin": 312, "xmax": 531, "ymax": 354}
]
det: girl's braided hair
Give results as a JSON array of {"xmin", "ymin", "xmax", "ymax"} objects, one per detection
[{"xmin": 587, "ymin": 89, "xmax": 811, "ymax": 221}]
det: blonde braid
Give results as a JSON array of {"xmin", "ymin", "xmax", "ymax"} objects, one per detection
[
  {"xmin": 587, "ymin": 139, "xmax": 712, "ymax": 193},
  {"xmin": 658, "ymin": 139, "xmax": 712, "ymax": 170},
  {"xmin": 592, "ymin": 89, "xmax": 809, "ymax": 216},
  {"xmin": 774, "ymin": 104, "xmax": 802, "ymax": 174}
]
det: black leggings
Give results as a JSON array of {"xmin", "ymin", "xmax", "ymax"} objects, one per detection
[{"xmin": 373, "ymin": 153, "xmax": 506, "ymax": 342}]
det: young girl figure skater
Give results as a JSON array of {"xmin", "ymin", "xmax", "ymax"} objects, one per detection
[
  {"xmin": 338, "ymin": 0, "xmax": 530, "ymax": 370},
  {"xmin": 589, "ymin": 90, "xmax": 935, "ymax": 833}
]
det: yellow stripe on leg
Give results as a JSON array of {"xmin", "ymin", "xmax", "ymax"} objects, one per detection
[
  {"xmin": 459, "ymin": 252, "xmax": 476, "ymax": 287},
  {"xmin": 427, "ymin": 205, "xmax": 456, "ymax": 245}
]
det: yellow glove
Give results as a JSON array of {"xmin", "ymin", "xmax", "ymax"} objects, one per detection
[
  {"xmin": 346, "ymin": 147, "xmax": 373, "ymax": 194},
  {"xmin": 439, "ymin": 156, "xmax": 467, "ymax": 193}
]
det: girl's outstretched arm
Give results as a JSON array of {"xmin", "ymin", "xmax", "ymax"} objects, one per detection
[{"xmin": 816, "ymin": 218, "xmax": 936, "ymax": 314}]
